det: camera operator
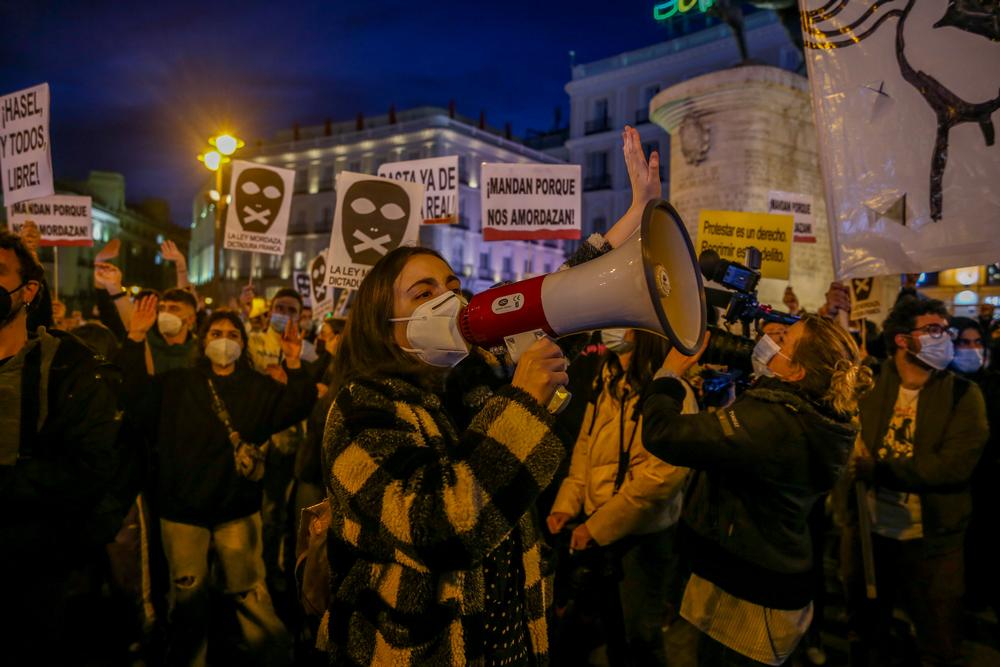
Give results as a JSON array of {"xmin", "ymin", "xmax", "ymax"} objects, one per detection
[{"xmin": 641, "ymin": 315, "xmax": 873, "ymax": 665}]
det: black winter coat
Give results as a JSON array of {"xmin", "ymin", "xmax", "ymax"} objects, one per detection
[{"xmin": 642, "ymin": 376, "xmax": 856, "ymax": 609}]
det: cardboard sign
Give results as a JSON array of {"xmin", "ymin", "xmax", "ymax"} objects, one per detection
[
  {"xmin": 306, "ymin": 253, "xmax": 334, "ymax": 315},
  {"xmin": 697, "ymin": 210, "xmax": 793, "ymax": 280},
  {"xmin": 481, "ymin": 163, "xmax": 581, "ymax": 241},
  {"xmin": 802, "ymin": 0, "xmax": 1000, "ymax": 278},
  {"xmin": 848, "ymin": 276, "xmax": 886, "ymax": 322},
  {"xmin": 293, "ymin": 270, "xmax": 312, "ymax": 307},
  {"xmin": 378, "ymin": 156, "xmax": 459, "ymax": 223},
  {"xmin": 223, "ymin": 160, "xmax": 295, "ymax": 256},
  {"xmin": 0, "ymin": 83, "xmax": 53, "ymax": 207},
  {"xmin": 326, "ymin": 171, "xmax": 423, "ymax": 291},
  {"xmin": 6, "ymin": 195, "xmax": 92, "ymax": 246},
  {"xmin": 768, "ymin": 190, "xmax": 816, "ymax": 244}
]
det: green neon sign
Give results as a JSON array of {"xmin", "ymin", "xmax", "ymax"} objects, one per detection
[{"xmin": 654, "ymin": 0, "xmax": 715, "ymax": 21}]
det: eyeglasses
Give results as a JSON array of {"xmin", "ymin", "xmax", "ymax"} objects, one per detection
[{"xmin": 911, "ymin": 324, "xmax": 957, "ymax": 340}]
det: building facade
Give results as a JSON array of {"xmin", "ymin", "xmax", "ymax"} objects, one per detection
[
  {"xmin": 189, "ymin": 107, "xmax": 568, "ymax": 299},
  {"xmin": 565, "ymin": 11, "xmax": 802, "ymax": 248}
]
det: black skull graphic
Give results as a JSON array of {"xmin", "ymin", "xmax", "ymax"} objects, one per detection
[
  {"xmin": 295, "ymin": 272, "xmax": 311, "ymax": 301},
  {"xmin": 851, "ymin": 278, "xmax": 873, "ymax": 302},
  {"xmin": 235, "ymin": 168, "xmax": 285, "ymax": 233},
  {"xmin": 309, "ymin": 254, "xmax": 328, "ymax": 304},
  {"xmin": 342, "ymin": 180, "xmax": 410, "ymax": 266}
]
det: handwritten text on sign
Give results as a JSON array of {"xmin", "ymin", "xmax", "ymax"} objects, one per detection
[
  {"xmin": 481, "ymin": 163, "xmax": 581, "ymax": 241},
  {"xmin": 0, "ymin": 83, "xmax": 53, "ymax": 206},
  {"xmin": 6, "ymin": 195, "xmax": 92, "ymax": 247},
  {"xmin": 697, "ymin": 210, "xmax": 793, "ymax": 280},
  {"xmin": 378, "ymin": 156, "xmax": 459, "ymax": 223}
]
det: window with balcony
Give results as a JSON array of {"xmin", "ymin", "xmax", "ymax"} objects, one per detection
[
  {"xmin": 585, "ymin": 98, "xmax": 610, "ymax": 135},
  {"xmin": 320, "ymin": 165, "xmax": 334, "ymax": 190},
  {"xmin": 636, "ymin": 84, "xmax": 661, "ymax": 124},
  {"xmin": 584, "ymin": 151, "xmax": 611, "ymax": 191},
  {"xmin": 502, "ymin": 256, "xmax": 514, "ymax": 280},
  {"xmin": 294, "ymin": 168, "xmax": 308, "ymax": 193}
]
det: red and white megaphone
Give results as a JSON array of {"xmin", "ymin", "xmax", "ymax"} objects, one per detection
[{"xmin": 459, "ymin": 199, "xmax": 707, "ymax": 355}]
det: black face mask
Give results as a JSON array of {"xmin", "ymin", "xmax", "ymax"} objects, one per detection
[{"xmin": 0, "ymin": 283, "xmax": 27, "ymax": 327}]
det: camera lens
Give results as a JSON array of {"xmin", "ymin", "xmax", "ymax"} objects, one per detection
[{"xmin": 700, "ymin": 326, "xmax": 755, "ymax": 374}]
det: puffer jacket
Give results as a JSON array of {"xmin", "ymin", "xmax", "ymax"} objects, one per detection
[
  {"xmin": 642, "ymin": 376, "xmax": 856, "ymax": 610},
  {"xmin": 551, "ymin": 362, "xmax": 692, "ymax": 546}
]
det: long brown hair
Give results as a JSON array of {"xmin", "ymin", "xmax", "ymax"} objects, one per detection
[
  {"xmin": 790, "ymin": 314, "xmax": 874, "ymax": 415},
  {"xmin": 330, "ymin": 246, "xmax": 449, "ymax": 390}
]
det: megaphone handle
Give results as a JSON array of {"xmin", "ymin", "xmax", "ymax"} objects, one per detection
[{"xmin": 547, "ymin": 386, "xmax": 571, "ymax": 414}]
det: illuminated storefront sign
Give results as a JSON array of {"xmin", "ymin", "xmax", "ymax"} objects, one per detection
[{"xmin": 654, "ymin": 0, "xmax": 715, "ymax": 21}]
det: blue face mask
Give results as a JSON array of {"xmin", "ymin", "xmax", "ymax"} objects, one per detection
[
  {"xmin": 951, "ymin": 347, "xmax": 984, "ymax": 374},
  {"xmin": 270, "ymin": 313, "xmax": 289, "ymax": 335},
  {"xmin": 913, "ymin": 334, "xmax": 954, "ymax": 370}
]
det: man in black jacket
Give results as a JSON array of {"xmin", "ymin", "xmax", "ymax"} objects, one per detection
[
  {"xmin": 845, "ymin": 297, "xmax": 988, "ymax": 667},
  {"xmin": 0, "ymin": 231, "xmax": 121, "ymax": 659}
]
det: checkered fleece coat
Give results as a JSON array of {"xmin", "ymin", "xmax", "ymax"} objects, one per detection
[{"xmin": 322, "ymin": 374, "xmax": 565, "ymax": 666}]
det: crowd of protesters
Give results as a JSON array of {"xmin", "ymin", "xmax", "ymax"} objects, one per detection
[{"xmin": 1, "ymin": 128, "xmax": 997, "ymax": 667}]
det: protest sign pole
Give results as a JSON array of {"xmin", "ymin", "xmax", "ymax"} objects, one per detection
[{"xmin": 53, "ymin": 246, "xmax": 59, "ymax": 298}]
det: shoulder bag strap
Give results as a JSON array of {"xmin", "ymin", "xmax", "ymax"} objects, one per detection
[{"xmin": 206, "ymin": 377, "xmax": 242, "ymax": 446}]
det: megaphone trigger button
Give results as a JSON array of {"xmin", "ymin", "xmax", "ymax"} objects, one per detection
[{"xmin": 655, "ymin": 265, "xmax": 672, "ymax": 297}]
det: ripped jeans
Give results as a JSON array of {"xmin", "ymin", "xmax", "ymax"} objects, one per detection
[{"xmin": 160, "ymin": 513, "xmax": 291, "ymax": 666}]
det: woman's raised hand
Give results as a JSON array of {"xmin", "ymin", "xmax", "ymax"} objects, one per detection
[{"xmin": 623, "ymin": 125, "xmax": 661, "ymax": 209}]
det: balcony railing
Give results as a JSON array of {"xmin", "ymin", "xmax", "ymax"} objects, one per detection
[
  {"xmin": 583, "ymin": 173, "xmax": 612, "ymax": 191},
  {"xmin": 584, "ymin": 116, "xmax": 611, "ymax": 135}
]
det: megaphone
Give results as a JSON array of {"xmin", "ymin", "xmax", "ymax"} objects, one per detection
[{"xmin": 460, "ymin": 199, "xmax": 707, "ymax": 354}]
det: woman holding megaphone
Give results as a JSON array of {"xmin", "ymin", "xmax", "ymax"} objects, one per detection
[
  {"xmin": 322, "ymin": 126, "xmax": 660, "ymax": 666},
  {"xmin": 641, "ymin": 316, "xmax": 873, "ymax": 665}
]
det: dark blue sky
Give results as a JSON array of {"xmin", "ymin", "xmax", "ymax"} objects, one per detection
[{"xmin": 1, "ymin": 0, "xmax": 685, "ymax": 228}]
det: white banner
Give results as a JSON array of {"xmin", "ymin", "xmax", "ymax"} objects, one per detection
[
  {"xmin": 0, "ymin": 83, "xmax": 53, "ymax": 207},
  {"xmin": 307, "ymin": 253, "xmax": 334, "ymax": 315},
  {"xmin": 326, "ymin": 171, "xmax": 423, "ymax": 290},
  {"xmin": 801, "ymin": 0, "xmax": 1000, "ymax": 278},
  {"xmin": 481, "ymin": 163, "xmax": 581, "ymax": 241},
  {"xmin": 378, "ymin": 155, "xmax": 459, "ymax": 223},
  {"xmin": 767, "ymin": 190, "xmax": 816, "ymax": 244},
  {"xmin": 223, "ymin": 160, "xmax": 295, "ymax": 256},
  {"xmin": 6, "ymin": 195, "xmax": 91, "ymax": 246}
]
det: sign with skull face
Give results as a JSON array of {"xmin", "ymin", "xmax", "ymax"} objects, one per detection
[
  {"xmin": 293, "ymin": 270, "xmax": 312, "ymax": 307},
  {"xmin": 308, "ymin": 253, "xmax": 333, "ymax": 315},
  {"xmin": 223, "ymin": 160, "xmax": 295, "ymax": 256},
  {"xmin": 326, "ymin": 171, "xmax": 423, "ymax": 291}
]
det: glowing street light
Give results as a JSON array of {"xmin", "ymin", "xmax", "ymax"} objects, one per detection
[
  {"xmin": 196, "ymin": 131, "xmax": 244, "ymax": 289},
  {"xmin": 211, "ymin": 133, "xmax": 244, "ymax": 156}
]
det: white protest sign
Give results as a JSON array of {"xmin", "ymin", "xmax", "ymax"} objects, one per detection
[
  {"xmin": 378, "ymin": 156, "xmax": 459, "ymax": 223},
  {"xmin": 0, "ymin": 83, "xmax": 53, "ymax": 207},
  {"xmin": 768, "ymin": 190, "xmax": 816, "ymax": 244},
  {"xmin": 307, "ymin": 253, "xmax": 334, "ymax": 315},
  {"xmin": 801, "ymin": 0, "xmax": 1000, "ymax": 278},
  {"xmin": 223, "ymin": 160, "xmax": 295, "ymax": 256},
  {"xmin": 326, "ymin": 171, "xmax": 423, "ymax": 291},
  {"xmin": 481, "ymin": 163, "xmax": 581, "ymax": 241},
  {"xmin": 848, "ymin": 276, "xmax": 886, "ymax": 323},
  {"xmin": 6, "ymin": 195, "xmax": 92, "ymax": 246},
  {"xmin": 293, "ymin": 270, "xmax": 312, "ymax": 307}
]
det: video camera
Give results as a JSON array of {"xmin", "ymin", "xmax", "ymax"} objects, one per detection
[{"xmin": 698, "ymin": 246, "xmax": 799, "ymax": 374}]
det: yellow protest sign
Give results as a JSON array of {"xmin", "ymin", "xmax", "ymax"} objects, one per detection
[{"xmin": 696, "ymin": 210, "xmax": 793, "ymax": 280}]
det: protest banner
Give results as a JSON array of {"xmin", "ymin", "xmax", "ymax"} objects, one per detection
[
  {"xmin": 223, "ymin": 160, "xmax": 295, "ymax": 256},
  {"xmin": 307, "ymin": 253, "xmax": 334, "ymax": 315},
  {"xmin": 293, "ymin": 270, "xmax": 312, "ymax": 307},
  {"xmin": 0, "ymin": 83, "xmax": 53, "ymax": 207},
  {"xmin": 6, "ymin": 194, "xmax": 92, "ymax": 246},
  {"xmin": 480, "ymin": 163, "xmax": 581, "ymax": 241},
  {"xmin": 848, "ymin": 276, "xmax": 886, "ymax": 322},
  {"xmin": 697, "ymin": 210, "xmax": 793, "ymax": 280},
  {"xmin": 768, "ymin": 190, "xmax": 816, "ymax": 244},
  {"xmin": 801, "ymin": 0, "xmax": 1000, "ymax": 278},
  {"xmin": 326, "ymin": 171, "xmax": 423, "ymax": 290},
  {"xmin": 378, "ymin": 156, "xmax": 459, "ymax": 223}
]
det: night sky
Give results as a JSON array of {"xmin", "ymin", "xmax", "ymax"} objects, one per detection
[{"xmin": 1, "ymin": 1, "xmax": 676, "ymax": 228}]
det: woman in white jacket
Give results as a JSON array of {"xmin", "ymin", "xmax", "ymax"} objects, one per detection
[{"xmin": 548, "ymin": 328, "xmax": 695, "ymax": 666}]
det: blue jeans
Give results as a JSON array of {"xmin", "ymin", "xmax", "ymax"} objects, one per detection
[{"xmin": 160, "ymin": 513, "xmax": 291, "ymax": 666}]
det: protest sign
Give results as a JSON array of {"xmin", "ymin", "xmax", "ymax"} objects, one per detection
[
  {"xmin": 378, "ymin": 156, "xmax": 459, "ymax": 223},
  {"xmin": 697, "ymin": 210, "xmax": 793, "ymax": 280},
  {"xmin": 293, "ymin": 270, "xmax": 312, "ymax": 307},
  {"xmin": 768, "ymin": 190, "xmax": 816, "ymax": 244},
  {"xmin": 848, "ymin": 276, "xmax": 886, "ymax": 322},
  {"xmin": 307, "ymin": 253, "xmax": 334, "ymax": 315},
  {"xmin": 326, "ymin": 171, "xmax": 423, "ymax": 290},
  {"xmin": 223, "ymin": 160, "xmax": 295, "ymax": 256},
  {"xmin": 0, "ymin": 83, "xmax": 53, "ymax": 207},
  {"xmin": 801, "ymin": 0, "xmax": 1000, "ymax": 277},
  {"xmin": 481, "ymin": 163, "xmax": 581, "ymax": 241},
  {"xmin": 6, "ymin": 195, "xmax": 92, "ymax": 246}
]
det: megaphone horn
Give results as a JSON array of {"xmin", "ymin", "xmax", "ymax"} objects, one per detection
[{"xmin": 460, "ymin": 199, "xmax": 707, "ymax": 354}]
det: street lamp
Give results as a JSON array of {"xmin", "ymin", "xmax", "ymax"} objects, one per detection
[{"xmin": 197, "ymin": 133, "xmax": 243, "ymax": 289}]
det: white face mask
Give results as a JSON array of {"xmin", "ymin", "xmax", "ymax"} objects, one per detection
[
  {"xmin": 157, "ymin": 311, "xmax": 184, "ymax": 337},
  {"xmin": 390, "ymin": 291, "xmax": 470, "ymax": 368},
  {"xmin": 205, "ymin": 338, "xmax": 242, "ymax": 367},
  {"xmin": 752, "ymin": 333, "xmax": 791, "ymax": 378},
  {"xmin": 602, "ymin": 328, "xmax": 634, "ymax": 354}
]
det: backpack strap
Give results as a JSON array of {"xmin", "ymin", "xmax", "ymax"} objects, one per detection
[{"xmin": 18, "ymin": 341, "xmax": 43, "ymax": 460}]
